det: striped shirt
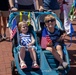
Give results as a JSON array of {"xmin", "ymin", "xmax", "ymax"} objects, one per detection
[{"xmin": 20, "ymin": 33, "xmax": 31, "ymax": 47}]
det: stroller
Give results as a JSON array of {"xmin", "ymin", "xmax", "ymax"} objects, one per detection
[{"xmin": 9, "ymin": 11, "xmax": 70, "ymax": 75}]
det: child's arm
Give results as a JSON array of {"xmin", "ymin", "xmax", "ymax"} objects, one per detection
[
  {"xmin": 60, "ymin": 33, "xmax": 67, "ymax": 40},
  {"xmin": 57, "ymin": 29, "xmax": 67, "ymax": 41},
  {"xmin": 28, "ymin": 34, "xmax": 35, "ymax": 46},
  {"xmin": 58, "ymin": 32, "xmax": 67, "ymax": 42}
]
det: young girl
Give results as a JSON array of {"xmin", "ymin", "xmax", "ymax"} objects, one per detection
[
  {"xmin": 42, "ymin": 15, "xmax": 68, "ymax": 70},
  {"xmin": 18, "ymin": 21, "xmax": 39, "ymax": 69}
]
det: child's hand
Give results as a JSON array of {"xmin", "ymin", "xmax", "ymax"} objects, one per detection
[
  {"xmin": 46, "ymin": 35, "xmax": 53, "ymax": 47},
  {"xmin": 47, "ymin": 41, "xmax": 53, "ymax": 47},
  {"xmin": 58, "ymin": 33, "xmax": 66, "ymax": 41},
  {"xmin": 28, "ymin": 43, "xmax": 33, "ymax": 47}
]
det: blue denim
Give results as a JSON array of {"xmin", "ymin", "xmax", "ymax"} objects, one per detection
[{"xmin": 43, "ymin": 0, "xmax": 60, "ymax": 10}]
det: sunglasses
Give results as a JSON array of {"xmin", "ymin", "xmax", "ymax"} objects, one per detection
[{"xmin": 45, "ymin": 19, "xmax": 55, "ymax": 23}]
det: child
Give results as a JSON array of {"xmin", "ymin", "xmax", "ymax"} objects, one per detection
[
  {"xmin": 42, "ymin": 15, "xmax": 68, "ymax": 70},
  {"xmin": 18, "ymin": 21, "xmax": 39, "ymax": 69}
]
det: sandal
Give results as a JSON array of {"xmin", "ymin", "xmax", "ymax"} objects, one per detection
[
  {"xmin": 32, "ymin": 63, "xmax": 39, "ymax": 69},
  {"xmin": 20, "ymin": 62, "xmax": 27, "ymax": 69}
]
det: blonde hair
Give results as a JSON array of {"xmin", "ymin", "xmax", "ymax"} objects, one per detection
[
  {"xmin": 18, "ymin": 21, "xmax": 28, "ymax": 32},
  {"xmin": 44, "ymin": 15, "xmax": 56, "ymax": 22}
]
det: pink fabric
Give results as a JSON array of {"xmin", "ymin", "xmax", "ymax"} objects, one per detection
[{"xmin": 41, "ymin": 37, "xmax": 47, "ymax": 49}]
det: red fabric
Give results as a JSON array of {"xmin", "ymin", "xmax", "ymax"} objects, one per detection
[{"xmin": 41, "ymin": 36, "xmax": 52, "ymax": 49}]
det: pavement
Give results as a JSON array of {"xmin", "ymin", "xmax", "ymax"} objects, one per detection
[
  {"xmin": 0, "ymin": 21, "xmax": 76, "ymax": 75},
  {"xmin": 0, "ymin": 28, "xmax": 13, "ymax": 75}
]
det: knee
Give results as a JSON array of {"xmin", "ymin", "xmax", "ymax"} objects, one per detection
[
  {"xmin": 29, "ymin": 48, "xmax": 35, "ymax": 52},
  {"xmin": 46, "ymin": 47, "xmax": 53, "ymax": 52},
  {"xmin": 20, "ymin": 47, "xmax": 25, "ymax": 52}
]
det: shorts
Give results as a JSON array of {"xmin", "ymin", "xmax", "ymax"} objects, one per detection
[
  {"xmin": 53, "ymin": 41, "xmax": 63, "ymax": 48},
  {"xmin": 18, "ymin": 4, "xmax": 35, "ymax": 11},
  {"xmin": 0, "ymin": 11, "xmax": 9, "ymax": 17}
]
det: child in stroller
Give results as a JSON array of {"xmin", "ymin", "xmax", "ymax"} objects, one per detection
[
  {"xmin": 41, "ymin": 14, "xmax": 68, "ymax": 70},
  {"xmin": 18, "ymin": 20, "xmax": 39, "ymax": 69}
]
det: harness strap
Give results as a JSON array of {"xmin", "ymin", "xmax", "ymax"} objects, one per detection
[
  {"xmin": 20, "ymin": 12, "xmax": 23, "ymax": 22},
  {"xmin": 27, "ymin": 12, "xmax": 31, "ymax": 26}
]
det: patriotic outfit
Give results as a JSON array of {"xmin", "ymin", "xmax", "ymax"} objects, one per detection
[
  {"xmin": 41, "ymin": 27, "xmax": 64, "ymax": 48},
  {"xmin": 20, "ymin": 33, "xmax": 36, "ymax": 51},
  {"xmin": 46, "ymin": 28, "xmax": 64, "ymax": 47}
]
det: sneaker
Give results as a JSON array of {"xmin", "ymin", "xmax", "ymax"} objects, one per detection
[
  {"xmin": 3, "ymin": 34, "xmax": 7, "ymax": 40},
  {"xmin": 57, "ymin": 65, "xmax": 63, "ymax": 70},
  {"xmin": 62, "ymin": 62, "xmax": 68, "ymax": 68}
]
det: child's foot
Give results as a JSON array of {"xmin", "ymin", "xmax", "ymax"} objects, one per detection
[
  {"xmin": 32, "ymin": 63, "xmax": 39, "ymax": 69},
  {"xmin": 62, "ymin": 62, "xmax": 68, "ymax": 68},
  {"xmin": 20, "ymin": 62, "xmax": 27, "ymax": 69}
]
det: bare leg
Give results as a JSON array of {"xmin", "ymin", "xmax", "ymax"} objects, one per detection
[
  {"xmin": 19, "ymin": 47, "xmax": 25, "ymax": 63},
  {"xmin": 19, "ymin": 47, "xmax": 27, "ymax": 69},
  {"xmin": 2, "ymin": 16, "xmax": 7, "ymax": 35},
  {"xmin": 29, "ymin": 48, "xmax": 39, "ymax": 68},
  {"xmin": 56, "ymin": 45, "xmax": 63, "ymax": 59},
  {"xmin": 46, "ymin": 47, "xmax": 64, "ymax": 64},
  {"xmin": 0, "ymin": 16, "xmax": 3, "ymax": 41},
  {"xmin": 46, "ymin": 46, "xmax": 68, "ymax": 68},
  {"xmin": 0, "ymin": 16, "xmax": 1, "ymax": 35},
  {"xmin": 29, "ymin": 48, "xmax": 37, "ymax": 63}
]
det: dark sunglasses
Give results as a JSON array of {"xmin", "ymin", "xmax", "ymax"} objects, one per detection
[{"xmin": 45, "ymin": 19, "xmax": 55, "ymax": 23}]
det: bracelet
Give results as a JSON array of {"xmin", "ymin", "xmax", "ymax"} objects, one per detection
[{"xmin": 11, "ymin": 6, "xmax": 15, "ymax": 9}]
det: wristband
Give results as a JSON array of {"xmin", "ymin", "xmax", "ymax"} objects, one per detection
[{"xmin": 11, "ymin": 6, "xmax": 15, "ymax": 9}]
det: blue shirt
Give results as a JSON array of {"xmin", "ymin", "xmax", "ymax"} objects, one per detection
[
  {"xmin": 46, "ymin": 28, "xmax": 64, "ymax": 43},
  {"xmin": 43, "ymin": 0, "xmax": 60, "ymax": 10}
]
